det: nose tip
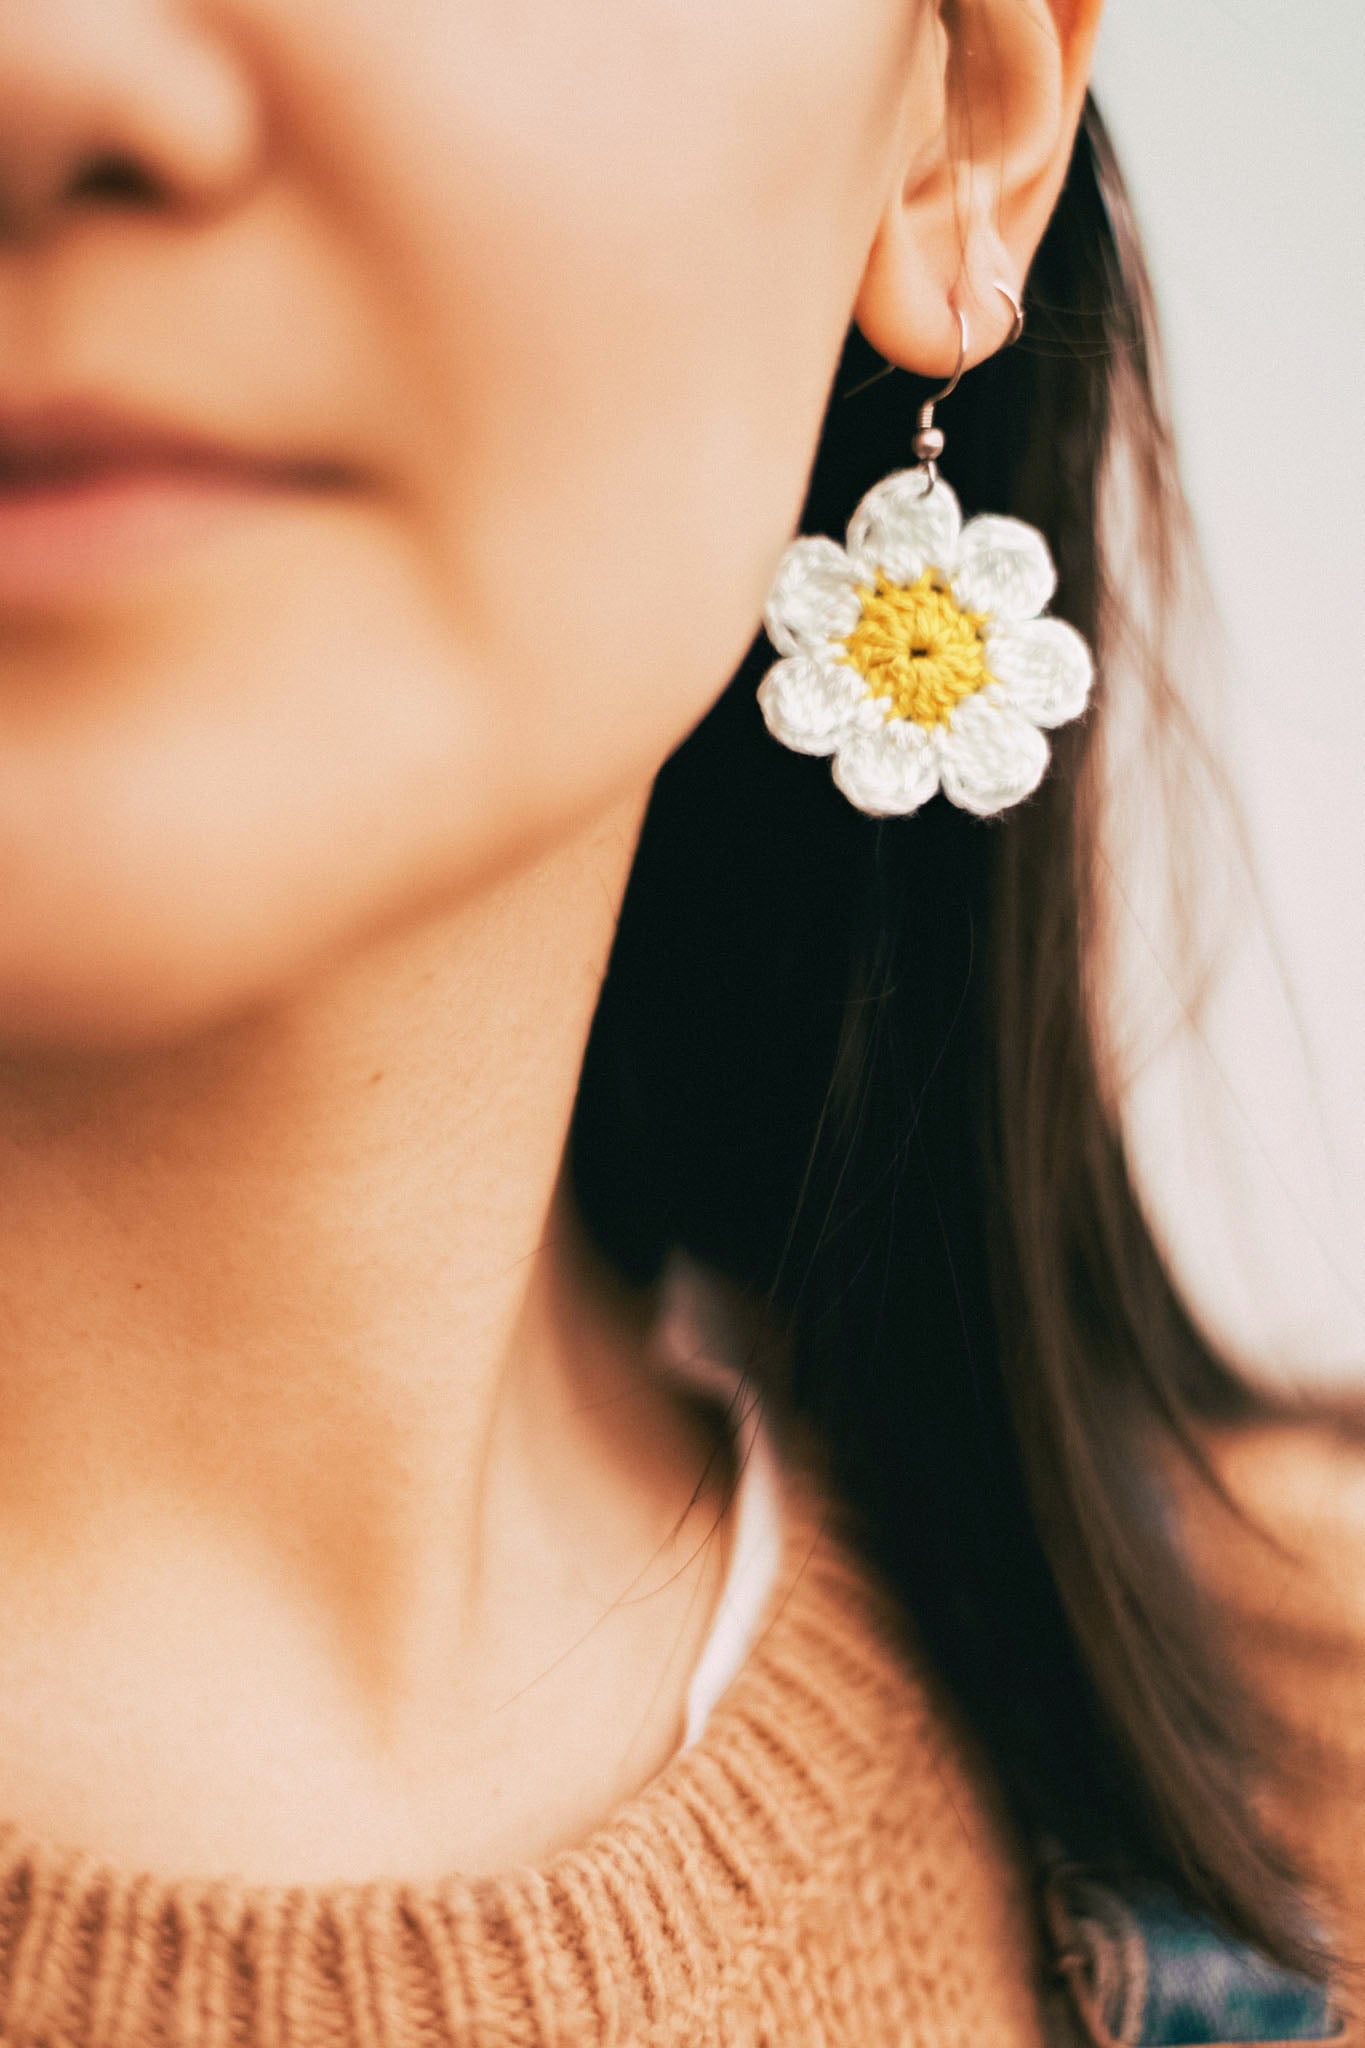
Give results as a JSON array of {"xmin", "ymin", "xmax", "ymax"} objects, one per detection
[{"xmin": 0, "ymin": 8, "xmax": 260, "ymax": 243}]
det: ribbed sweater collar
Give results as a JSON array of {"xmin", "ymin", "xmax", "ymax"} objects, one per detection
[{"xmin": 0, "ymin": 1471, "xmax": 935, "ymax": 2048}]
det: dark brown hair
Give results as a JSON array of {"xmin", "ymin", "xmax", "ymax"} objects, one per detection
[{"xmin": 570, "ymin": 98, "xmax": 1312, "ymax": 1967}]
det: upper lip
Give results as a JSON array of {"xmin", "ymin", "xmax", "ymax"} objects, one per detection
[{"xmin": 0, "ymin": 399, "xmax": 352, "ymax": 489}]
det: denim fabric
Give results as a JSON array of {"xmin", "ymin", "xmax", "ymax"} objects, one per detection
[{"xmin": 1044, "ymin": 1866, "xmax": 1343, "ymax": 2045}]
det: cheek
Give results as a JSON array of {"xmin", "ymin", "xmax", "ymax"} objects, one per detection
[{"xmin": 282, "ymin": 0, "xmax": 913, "ymax": 799}]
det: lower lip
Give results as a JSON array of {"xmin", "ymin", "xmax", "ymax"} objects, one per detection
[{"xmin": 0, "ymin": 468, "xmax": 310, "ymax": 609}]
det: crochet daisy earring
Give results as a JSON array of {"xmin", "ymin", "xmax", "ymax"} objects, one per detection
[{"xmin": 757, "ymin": 286, "xmax": 1094, "ymax": 819}]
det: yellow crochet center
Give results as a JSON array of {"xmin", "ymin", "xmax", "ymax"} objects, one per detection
[{"xmin": 842, "ymin": 570, "xmax": 992, "ymax": 727}]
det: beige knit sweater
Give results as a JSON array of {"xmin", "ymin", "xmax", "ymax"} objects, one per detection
[{"xmin": 0, "ymin": 1468, "xmax": 1045, "ymax": 2047}]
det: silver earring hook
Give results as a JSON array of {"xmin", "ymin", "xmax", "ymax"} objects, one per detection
[
  {"xmin": 912, "ymin": 303, "xmax": 967, "ymax": 491},
  {"xmin": 995, "ymin": 280, "xmax": 1026, "ymax": 347},
  {"xmin": 923, "ymin": 303, "xmax": 969, "ymax": 411},
  {"xmin": 912, "ymin": 287, "xmax": 1026, "ymax": 492}
]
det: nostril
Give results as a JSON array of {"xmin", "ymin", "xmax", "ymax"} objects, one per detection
[{"xmin": 66, "ymin": 153, "xmax": 161, "ymax": 208}]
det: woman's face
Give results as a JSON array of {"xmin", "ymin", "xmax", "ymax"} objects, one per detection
[{"xmin": 0, "ymin": 0, "xmax": 927, "ymax": 1044}]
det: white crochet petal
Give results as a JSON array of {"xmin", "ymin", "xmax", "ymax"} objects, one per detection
[
  {"xmin": 763, "ymin": 537, "xmax": 862, "ymax": 658},
  {"xmin": 830, "ymin": 720, "xmax": 942, "ymax": 818},
  {"xmin": 845, "ymin": 472, "xmax": 962, "ymax": 587},
  {"xmin": 985, "ymin": 616, "xmax": 1094, "ymax": 728},
  {"xmin": 757, "ymin": 655, "xmax": 879, "ymax": 758},
  {"xmin": 937, "ymin": 690, "xmax": 1050, "ymax": 816},
  {"xmin": 950, "ymin": 514, "xmax": 1056, "ymax": 624}
]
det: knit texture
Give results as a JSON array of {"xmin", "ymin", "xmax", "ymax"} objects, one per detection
[
  {"xmin": 757, "ymin": 469, "xmax": 1093, "ymax": 820},
  {"xmin": 0, "ymin": 1467, "xmax": 1045, "ymax": 2047}
]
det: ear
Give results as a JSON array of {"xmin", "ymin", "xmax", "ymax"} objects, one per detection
[{"xmin": 855, "ymin": 0, "xmax": 1105, "ymax": 376}]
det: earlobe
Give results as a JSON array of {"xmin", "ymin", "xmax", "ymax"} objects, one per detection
[
  {"xmin": 854, "ymin": 185, "xmax": 1014, "ymax": 383},
  {"xmin": 853, "ymin": 0, "xmax": 1104, "ymax": 377}
]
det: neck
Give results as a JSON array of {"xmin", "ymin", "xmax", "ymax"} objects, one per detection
[{"xmin": 0, "ymin": 794, "xmax": 732, "ymax": 1879}]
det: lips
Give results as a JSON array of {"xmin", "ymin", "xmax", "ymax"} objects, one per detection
[
  {"xmin": 0, "ymin": 437, "xmax": 259, "ymax": 490},
  {"xmin": 0, "ymin": 401, "xmax": 351, "ymax": 492},
  {"xmin": 0, "ymin": 399, "xmax": 359, "ymax": 608}
]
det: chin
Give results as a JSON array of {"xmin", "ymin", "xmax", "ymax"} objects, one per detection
[
  {"xmin": 0, "ymin": 850, "xmax": 335, "ymax": 1054},
  {"xmin": 0, "ymin": 937, "xmax": 277, "ymax": 1055}
]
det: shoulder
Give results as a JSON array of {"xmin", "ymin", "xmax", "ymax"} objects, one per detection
[{"xmin": 1174, "ymin": 1415, "xmax": 1365, "ymax": 1981}]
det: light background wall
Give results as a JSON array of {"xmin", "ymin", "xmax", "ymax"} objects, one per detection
[{"xmin": 1093, "ymin": 1, "xmax": 1364, "ymax": 1383}]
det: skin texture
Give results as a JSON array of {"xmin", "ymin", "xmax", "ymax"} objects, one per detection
[{"xmin": 0, "ymin": 0, "xmax": 1100, "ymax": 1882}]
